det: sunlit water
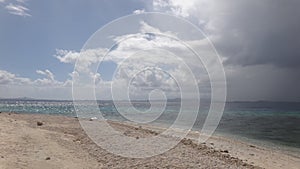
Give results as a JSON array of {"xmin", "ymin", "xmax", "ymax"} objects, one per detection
[{"xmin": 0, "ymin": 99, "xmax": 300, "ymax": 151}]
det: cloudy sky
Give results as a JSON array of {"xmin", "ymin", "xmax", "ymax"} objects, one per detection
[{"xmin": 0, "ymin": 0, "xmax": 300, "ymax": 101}]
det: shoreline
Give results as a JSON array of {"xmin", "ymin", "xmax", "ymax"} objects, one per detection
[
  {"xmin": 115, "ymin": 119, "xmax": 300, "ymax": 168},
  {"xmin": 0, "ymin": 112, "xmax": 299, "ymax": 168},
  {"xmin": 213, "ymin": 131, "xmax": 300, "ymax": 158}
]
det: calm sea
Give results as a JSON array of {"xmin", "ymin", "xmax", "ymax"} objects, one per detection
[{"xmin": 0, "ymin": 99, "xmax": 299, "ymax": 150}]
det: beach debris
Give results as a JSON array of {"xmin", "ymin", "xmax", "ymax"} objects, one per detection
[
  {"xmin": 45, "ymin": 157, "xmax": 51, "ymax": 160},
  {"xmin": 123, "ymin": 131, "xmax": 131, "ymax": 136},
  {"xmin": 73, "ymin": 138, "xmax": 81, "ymax": 144},
  {"xmin": 136, "ymin": 136, "xmax": 139, "ymax": 139},
  {"xmin": 37, "ymin": 121, "xmax": 43, "ymax": 126},
  {"xmin": 249, "ymin": 145, "xmax": 256, "ymax": 148},
  {"xmin": 89, "ymin": 117, "xmax": 97, "ymax": 121},
  {"xmin": 181, "ymin": 138, "xmax": 193, "ymax": 145},
  {"xmin": 0, "ymin": 111, "xmax": 2, "ymax": 113},
  {"xmin": 149, "ymin": 130, "xmax": 158, "ymax": 135},
  {"xmin": 221, "ymin": 150, "xmax": 229, "ymax": 153}
]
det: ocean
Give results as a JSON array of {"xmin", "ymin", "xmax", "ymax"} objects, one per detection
[{"xmin": 0, "ymin": 99, "xmax": 300, "ymax": 151}]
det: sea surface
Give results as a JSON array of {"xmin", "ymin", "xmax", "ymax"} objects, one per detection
[{"xmin": 0, "ymin": 99, "xmax": 300, "ymax": 151}]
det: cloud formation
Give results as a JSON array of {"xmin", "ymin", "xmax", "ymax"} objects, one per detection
[
  {"xmin": 5, "ymin": 3, "xmax": 31, "ymax": 17},
  {"xmin": 152, "ymin": 0, "xmax": 300, "ymax": 101},
  {"xmin": 0, "ymin": 69, "xmax": 71, "ymax": 87},
  {"xmin": 1, "ymin": 0, "xmax": 31, "ymax": 17},
  {"xmin": 0, "ymin": 69, "xmax": 73, "ymax": 99},
  {"xmin": 153, "ymin": 0, "xmax": 300, "ymax": 68},
  {"xmin": 56, "ymin": 21, "xmax": 213, "ymax": 100}
]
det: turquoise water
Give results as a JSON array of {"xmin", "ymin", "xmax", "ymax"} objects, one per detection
[{"xmin": 0, "ymin": 99, "xmax": 300, "ymax": 149}]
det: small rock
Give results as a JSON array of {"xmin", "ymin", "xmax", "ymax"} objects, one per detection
[
  {"xmin": 1, "ymin": 156, "xmax": 4, "ymax": 158},
  {"xmin": 8, "ymin": 113, "xmax": 11, "ymax": 115},
  {"xmin": 249, "ymin": 145, "xmax": 256, "ymax": 148},
  {"xmin": 210, "ymin": 142, "xmax": 214, "ymax": 145},
  {"xmin": 45, "ymin": 157, "xmax": 51, "ymax": 160},
  {"xmin": 37, "ymin": 121, "xmax": 43, "ymax": 126},
  {"xmin": 222, "ymin": 150, "xmax": 229, "ymax": 153},
  {"xmin": 249, "ymin": 153, "xmax": 255, "ymax": 156},
  {"xmin": 136, "ymin": 136, "xmax": 139, "ymax": 139},
  {"xmin": 123, "ymin": 131, "xmax": 131, "ymax": 136},
  {"xmin": 0, "ymin": 111, "xmax": 2, "ymax": 113}
]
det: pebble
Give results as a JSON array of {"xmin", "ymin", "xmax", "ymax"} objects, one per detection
[
  {"xmin": 222, "ymin": 150, "xmax": 229, "ymax": 153},
  {"xmin": 37, "ymin": 121, "xmax": 43, "ymax": 126},
  {"xmin": 45, "ymin": 157, "xmax": 51, "ymax": 160}
]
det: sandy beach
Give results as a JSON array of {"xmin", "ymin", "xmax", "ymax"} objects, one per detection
[{"xmin": 0, "ymin": 112, "xmax": 299, "ymax": 169}]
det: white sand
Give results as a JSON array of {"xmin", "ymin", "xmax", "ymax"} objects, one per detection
[{"xmin": 0, "ymin": 112, "xmax": 299, "ymax": 169}]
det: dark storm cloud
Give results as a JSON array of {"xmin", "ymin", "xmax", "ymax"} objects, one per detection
[
  {"xmin": 152, "ymin": 0, "xmax": 300, "ymax": 101},
  {"xmin": 210, "ymin": 0, "xmax": 300, "ymax": 68}
]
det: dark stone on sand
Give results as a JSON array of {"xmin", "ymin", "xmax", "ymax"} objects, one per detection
[
  {"xmin": 45, "ymin": 157, "xmax": 51, "ymax": 160},
  {"xmin": 37, "ymin": 121, "xmax": 43, "ymax": 126},
  {"xmin": 222, "ymin": 150, "xmax": 229, "ymax": 153},
  {"xmin": 136, "ymin": 136, "xmax": 139, "ymax": 139},
  {"xmin": 249, "ymin": 145, "xmax": 256, "ymax": 148}
]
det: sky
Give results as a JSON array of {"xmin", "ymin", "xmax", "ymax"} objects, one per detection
[{"xmin": 0, "ymin": 0, "xmax": 300, "ymax": 101}]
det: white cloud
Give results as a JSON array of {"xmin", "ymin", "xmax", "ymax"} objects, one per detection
[
  {"xmin": 36, "ymin": 69, "xmax": 55, "ymax": 81},
  {"xmin": 0, "ymin": 70, "xmax": 31, "ymax": 85},
  {"xmin": 153, "ymin": 0, "xmax": 198, "ymax": 17},
  {"xmin": 54, "ymin": 48, "xmax": 108, "ymax": 73},
  {"xmin": 55, "ymin": 21, "xmax": 213, "ymax": 100},
  {"xmin": 5, "ymin": 3, "xmax": 31, "ymax": 17},
  {"xmin": 133, "ymin": 9, "xmax": 145, "ymax": 14},
  {"xmin": 0, "ymin": 69, "xmax": 73, "ymax": 99},
  {"xmin": 0, "ymin": 69, "xmax": 71, "ymax": 87}
]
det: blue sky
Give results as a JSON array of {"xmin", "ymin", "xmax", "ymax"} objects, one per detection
[
  {"xmin": 1, "ymin": 0, "xmax": 300, "ymax": 101},
  {"xmin": 0, "ymin": 0, "xmax": 148, "ymax": 81}
]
